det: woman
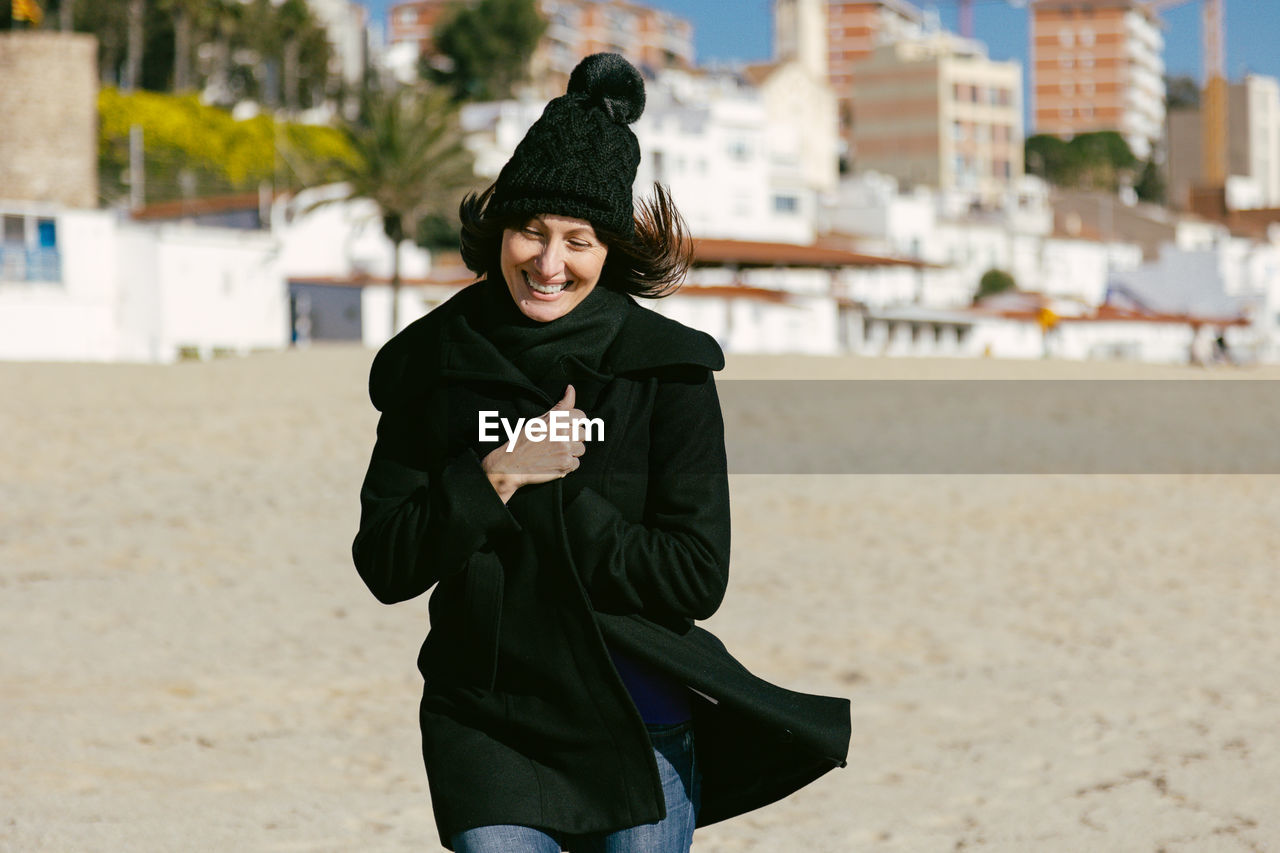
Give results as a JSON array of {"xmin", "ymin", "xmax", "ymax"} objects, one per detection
[{"xmin": 353, "ymin": 54, "xmax": 850, "ymax": 852}]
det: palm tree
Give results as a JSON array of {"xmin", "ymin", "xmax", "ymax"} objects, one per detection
[{"xmin": 306, "ymin": 84, "xmax": 476, "ymax": 334}]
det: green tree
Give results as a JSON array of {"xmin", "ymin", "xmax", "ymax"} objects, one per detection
[
  {"xmin": 1071, "ymin": 131, "xmax": 1137, "ymax": 189},
  {"xmin": 1024, "ymin": 131, "xmax": 1138, "ymax": 191},
  {"xmin": 1025, "ymin": 134, "xmax": 1074, "ymax": 184},
  {"xmin": 427, "ymin": 0, "xmax": 546, "ymax": 101},
  {"xmin": 1134, "ymin": 157, "xmax": 1166, "ymax": 205},
  {"xmin": 1166, "ymin": 74, "xmax": 1200, "ymax": 110},
  {"xmin": 303, "ymin": 84, "xmax": 477, "ymax": 332},
  {"xmin": 975, "ymin": 269, "xmax": 1016, "ymax": 303}
]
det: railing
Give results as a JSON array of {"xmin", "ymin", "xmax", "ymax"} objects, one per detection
[{"xmin": 0, "ymin": 246, "xmax": 62, "ymax": 283}]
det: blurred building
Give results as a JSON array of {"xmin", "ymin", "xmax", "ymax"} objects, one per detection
[
  {"xmin": 1029, "ymin": 0, "xmax": 1164, "ymax": 159},
  {"xmin": 773, "ymin": 0, "xmax": 928, "ymax": 165},
  {"xmin": 849, "ymin": 33, "xmax": 1023, "ymax": 201},
  {"xmin": 389, "ymin": 0, "xmax": 693, "ymax": 95},
  {"xmin": 0, "ymin": 32, "xmax": 97, "ymax": 209},
  {"xmin": 305, "ymin": 0, "xmax": 373, "ymax": 88},
  {"xmin": 0, "ymin": 203, "xmax": 286, "ymax": 363},
  {"xmin": 1167, "ymin": 75, "xmax": 1280, "ymax": 211}
]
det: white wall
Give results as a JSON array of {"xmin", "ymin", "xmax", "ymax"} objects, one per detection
[
  {"xmin": 0, "ymin": 204, "xmax": 287, "ymax": 363},
  {"xmin": 275, "ymin": 184, "xmax": 431, "ymax": 283}
]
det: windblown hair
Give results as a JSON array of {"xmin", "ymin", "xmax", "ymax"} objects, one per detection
[{"xmin": 458, "ymin": 182, "xmax": 693, "ymax": 299}]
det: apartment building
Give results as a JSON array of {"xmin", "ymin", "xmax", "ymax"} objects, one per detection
[
  {"xmin": 389, "ymin": 0, "xmax": 693, "ymax": 96},
  {"xmin": 850, "ymin": 33, "xmax": 1023, "ymax": 200},
  {"xmin": 821, "ymin": 0, "xmax": 926, "ymax": 159},
  {"xmin": 1167, "ymin": 75, "xmax": 1280, "ymax": 210},
  {"xmin": 1030, "ymin": 0, "xmax": 1164, "ymax": 159}
]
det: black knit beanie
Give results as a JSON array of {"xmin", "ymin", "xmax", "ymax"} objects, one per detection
[{"xmin": 488, "ymin": 53, "xmax": 645, "ymax": 239}]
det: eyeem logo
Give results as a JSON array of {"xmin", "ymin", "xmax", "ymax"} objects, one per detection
[{"xmin": 479, "ymin": 411, "xmax": 604, "ymax": 452}]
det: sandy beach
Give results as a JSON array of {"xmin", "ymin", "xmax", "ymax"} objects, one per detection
[{"xmin": 2, "ymin": 346, "xmax": 1278, "ymax": 852}]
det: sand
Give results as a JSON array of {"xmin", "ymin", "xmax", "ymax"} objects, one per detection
[{"xmin": 2, "ymin": 347, "xmax": 1278, "ymax": 852}]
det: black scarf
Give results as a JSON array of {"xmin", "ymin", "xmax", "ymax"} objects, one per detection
[{"xmin": 477, "ymin": 278, "xmax": 629, "ymax": 397}]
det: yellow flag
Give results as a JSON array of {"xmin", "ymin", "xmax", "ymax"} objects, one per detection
[{"xmin": 13, "ymin": 0, "xmax": 45, "ymax": 25}]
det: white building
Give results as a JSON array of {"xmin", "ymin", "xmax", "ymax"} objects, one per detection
[
  {"xmin": 0, "ymin": 202, "xmax": 286, "ymax": 363},
  {"xmin": 822, "ymin": 171, "xmax": 1143, "ymax": 308},
  {"xmin": 274, "ymin": 184, "xmax": 447, "ymax": 348},
  {"xmin": 1107, "ymin": 235, "xmax": 1280, "ymax": 362},
  {"xmin": 305, "ymin": 0, "xmax": 372, "ymax": 89}
]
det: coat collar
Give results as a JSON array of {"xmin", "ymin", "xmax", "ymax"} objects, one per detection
[{"xmin": 369, "ymin": 282, "xmax": 724, "ymax": 412}]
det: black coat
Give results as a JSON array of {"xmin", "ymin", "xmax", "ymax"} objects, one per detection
[{"xmin": 353, "ymin": 283, "xmax": 850, "ymax": 847}]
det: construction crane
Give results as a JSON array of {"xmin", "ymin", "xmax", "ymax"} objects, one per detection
[{"xmin": 1145, "ymin": 0, "xmax": 1227, "ymax": 185}]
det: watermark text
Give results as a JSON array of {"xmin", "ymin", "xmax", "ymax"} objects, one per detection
[{"xmin": 478, "ymin": 410, "xmax": 604, "ymax": 452}]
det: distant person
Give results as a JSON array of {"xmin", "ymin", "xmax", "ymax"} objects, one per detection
[
  {"xmin": 351, "ymin": 54, "xmax": 850, "ymax": 853},
  {"xmin": 1214, "ymin": 329, "xmax": 1234, "ymax": 366}
]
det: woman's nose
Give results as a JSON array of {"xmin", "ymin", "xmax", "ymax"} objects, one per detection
[{"xmin": 534, "ymin": 240, "xmax": 564, "ymax": 277}]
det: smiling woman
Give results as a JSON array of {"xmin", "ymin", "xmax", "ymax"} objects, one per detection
[{"xmin": 352, "ymin": 53, "xmax": 850, "ymax": 853}]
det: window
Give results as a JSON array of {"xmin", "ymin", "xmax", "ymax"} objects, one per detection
[
  {"xmin": 0, "ymin": 212, "xmax": 60, "ymax": 283},
  {"xmin": 774, "ymin": 195, "xmax": 799, "ymax": 214},
  {"xmin": 2, "ymin": 215, "xmax": 23, "ymax": 245},
  {"xmin": 1080, "ymin": 27, "xmax": 1095, "ymax": 46},
  {"xmin": 37, "ymin": 218, "xmax": 56, "ymax": 248},
  {"xmin": 1060, "ymin": 56, "xmax": 1074, "ymax": 69},
  {"xmin": 728, "ymin": 139, "xmax": 750, "ymax": 161},
  {"xmin": 1059, "ymin": 28, "xmax": 1074, "ymax": 47}
]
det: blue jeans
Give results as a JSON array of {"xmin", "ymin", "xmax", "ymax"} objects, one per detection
[{"xmin": 452, "ymin": 721, "xmax": 700, "ymax": 853}]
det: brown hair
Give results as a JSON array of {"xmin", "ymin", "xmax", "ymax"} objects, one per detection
[{"xmin": 458, "ymin": 182, "xmax": 693, "ymax": 299}]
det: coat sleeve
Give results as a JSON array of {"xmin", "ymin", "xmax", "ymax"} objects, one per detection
[
  {"xmin": 352, "ymin": 404, "xmax": 521, "ymax": 605},
  {"xmin": 562, "ymin": 369, "xmax": 731, "ymax": 622}
]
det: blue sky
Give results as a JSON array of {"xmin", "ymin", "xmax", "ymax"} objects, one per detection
[{"xmin": 362, "ymin": 0, "xmax": 1280, "ymax": 85}]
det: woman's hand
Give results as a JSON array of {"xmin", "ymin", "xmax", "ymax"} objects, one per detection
[{"xmin": 481, "ymin": 386, "xmax": 588, "ymax": 504}]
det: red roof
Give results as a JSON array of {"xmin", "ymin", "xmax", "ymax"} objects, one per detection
[
  {"xmin": 130, "ymin": 193, "xmax": 267, "ymax": 221},
  {"xmin": 692, "ymin": 237, "xmax": 930, "ymax": 269}
]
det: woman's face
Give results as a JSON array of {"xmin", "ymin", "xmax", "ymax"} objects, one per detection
[{"xmin": 500, "ymin": 214, "xmax": 608, "ymax": 323}]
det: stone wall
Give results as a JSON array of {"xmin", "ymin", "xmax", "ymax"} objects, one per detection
[{"xmin": 0, "ymin": 32, "xmax": 97, "ymax": 208}]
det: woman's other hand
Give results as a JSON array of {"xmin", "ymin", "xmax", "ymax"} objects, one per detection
[{"xmin": 482, "ymin": 385, "xmax": 587, "ymax": 504}]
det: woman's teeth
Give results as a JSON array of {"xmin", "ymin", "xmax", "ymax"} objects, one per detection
[{"xmin": 524, "ymin": 271, "xmax": 568, "ymax": 294}]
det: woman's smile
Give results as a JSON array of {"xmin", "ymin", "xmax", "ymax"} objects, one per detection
[{"xmin": 523, "ymin": 270, "xmax": 572, "ymax": 298}]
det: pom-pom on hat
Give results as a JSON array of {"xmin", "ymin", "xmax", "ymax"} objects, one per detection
[{"xmin": 488, "ymin": 53, "xmax": 645, "ymax": 239}]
